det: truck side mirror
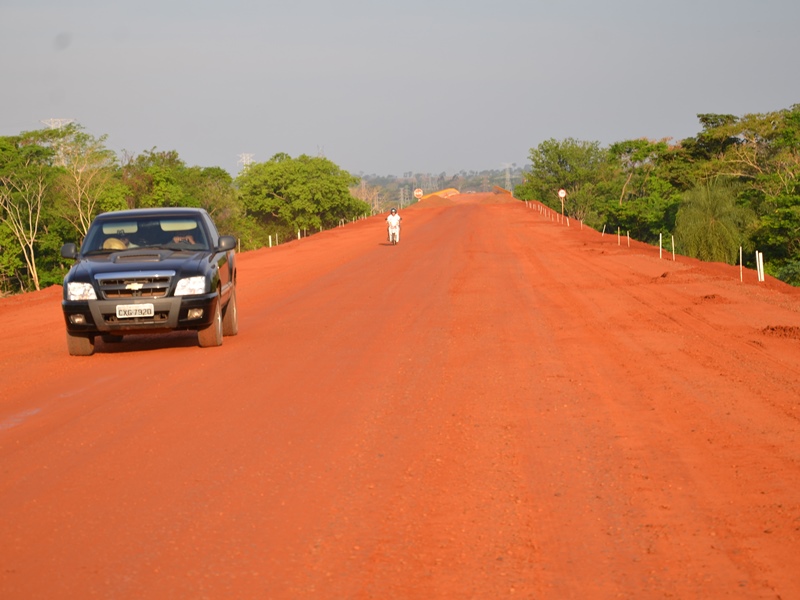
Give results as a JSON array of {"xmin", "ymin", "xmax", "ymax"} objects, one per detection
[
  {"xmin": 217, "ymin": 236, "xmax": 237, "ymax": 251},
  {"xmin": 61, "ymin": 243, "xmax": 78, "ymax": 259}
]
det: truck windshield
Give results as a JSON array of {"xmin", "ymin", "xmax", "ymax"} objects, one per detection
[{"xmin": 83, "ymin": 217, "xmax": 209, "ymax": 252}]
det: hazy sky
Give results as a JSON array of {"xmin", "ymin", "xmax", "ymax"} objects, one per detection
[{"xmin": 2, "ymin": 0, "xmax": 798, "ymax": 177}]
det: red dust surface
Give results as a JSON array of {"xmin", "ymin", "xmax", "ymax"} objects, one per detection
[{"xmin": 1, "ymin": 193, "xmax": 799, "ymax": 599}]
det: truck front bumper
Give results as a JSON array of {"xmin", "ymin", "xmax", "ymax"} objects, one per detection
[{"xmin": 62, "ymin": 293, "xmax": 218, "ymax": 335}]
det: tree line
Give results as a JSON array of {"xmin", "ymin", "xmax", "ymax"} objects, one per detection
[
  {"xmin": 514, "ymin": 105, "xmax": 800, "ymax": 286},
  {"xmin": 3, "ymin": 104, "xmax": 799, "ymax": 295},
  {"xmin": 0, "ymin": 124, "xmax": 370, "ymax": 295}
]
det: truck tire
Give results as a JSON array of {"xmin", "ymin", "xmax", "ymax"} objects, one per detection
[
  {"xmin": 222, "ymin": 287, "xmax": 238, "ymax": 337},
  {"xmin": 198, "ymin": 296, "xmax": 223, "ymax": 347},
  {"xmin": 67, "ymin": 332, "xmax": 95, "ymax": 356}
]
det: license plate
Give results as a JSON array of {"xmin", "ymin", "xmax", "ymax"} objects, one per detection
[{"xmin": 116, "ymin": 303, "xmax": 155, "ymax": 318}]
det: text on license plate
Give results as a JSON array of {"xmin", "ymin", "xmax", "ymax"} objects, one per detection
[{"xmin": 116, "ymin": 303, "xmax": 155, "ymax": 318}]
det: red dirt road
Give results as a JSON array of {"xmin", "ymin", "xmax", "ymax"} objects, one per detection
[{"xmin": 1, "ymin": 193, "xmax": 799, "ymax": 599}]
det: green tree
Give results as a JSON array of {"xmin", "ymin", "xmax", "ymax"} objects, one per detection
[
  {"xmin": 609, "ymin": 139, "xmax": 669, "ymax": 205},
  {"xmin": 702, "ymin": 106, "xmax": 800, "ymax": 199},
  {"xmin": 751, "ymin": 192, "xmax": 800, "ymax": 280},
  {"xmin": 183, "ymin": 166, "xmax": 240, "ymax": 232},
  {"xmin": 685, "ymin": 106, "xmax": 800, "ymax": 280},
  {"xmin": 0, "ymin": 221, "xmax": 25, "ymax": 294},
  {"xmin": 51, "ymin": 123, "xmax": 118, "ymax": 238},
  {"xmin": 675, "ymin": 179, "xmax": 754, "ymax": 264},
  {"xmin": 515, "ymin": 138, "xmax": 609, "ymax": 223},
  {"xmin": 605, "ymin": 139, "xmax": 682, "ymax": 242},
  {"xmin": 604, "ymin": 176, "xmax": 682, "ymax": 243},
  {"xmin": 120, "ymin": 149, "xmax": 191, "ymax": 208},
  {"xmin": 0, "ymin": 131, "xmax": 58, "ymax": 291},
  {"xmin": 237, "ymin": 153, "xmax": 366, "ymax": 235},
  {"xmin": 118, "ymin": 150, "xmax": 240, "ymax": 227}
]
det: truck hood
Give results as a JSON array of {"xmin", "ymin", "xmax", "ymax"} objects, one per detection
[{"xmin": 69, "ymin": 249, "xmax": 210, "ymax": 279}]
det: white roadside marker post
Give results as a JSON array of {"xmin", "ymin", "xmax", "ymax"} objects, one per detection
[
  {"xmin": 740, "ymin": 247, "xmax": 743, "ymax": 282},
  {"xmin": 756, "ymin": 251, "xmax": 765, "ymax": 282}
]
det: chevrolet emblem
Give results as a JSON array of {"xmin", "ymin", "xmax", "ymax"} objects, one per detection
[{"xmin": 126, "ymin": 282, "xmax": 144, "ymax": 291}]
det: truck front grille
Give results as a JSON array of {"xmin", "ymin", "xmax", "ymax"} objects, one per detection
[{"xmin": 95, "ymin": 271, "xmax": 176, "ymax": 300}]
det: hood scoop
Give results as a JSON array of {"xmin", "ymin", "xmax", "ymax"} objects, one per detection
[{"xmin": 112, "ymin": 250, "xmax": 170, "ymax": 263}]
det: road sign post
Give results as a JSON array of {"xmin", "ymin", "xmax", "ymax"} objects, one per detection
[{"xmin": 558, "ymin": 188, "xmax": 567, "ymax": 222}]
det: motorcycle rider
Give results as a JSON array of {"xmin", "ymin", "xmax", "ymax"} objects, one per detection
[{"xmin": 386, "ymin": 207, "xmax": 402, "ymax": 243}]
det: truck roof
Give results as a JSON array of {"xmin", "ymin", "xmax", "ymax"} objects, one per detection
[{"xmin": 95, "ymin": 207, "xmax": 210, "ymax": 220}]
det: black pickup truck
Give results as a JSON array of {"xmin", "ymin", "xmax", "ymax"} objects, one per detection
[{"xmin": 60, "ymin": 207, "xmax": 238, "ymax": 356}]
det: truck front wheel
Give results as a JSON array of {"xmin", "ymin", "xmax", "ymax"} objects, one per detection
[
  {"xmin": 67, "ymin": 332, "xmax": 95, "ymax": 356},
  {"xmin": 222, "ymin": 287, "xmax": 238, "ymax": 337},
  {"xmin": 198, "ymin": 296, "xmax": 223, "ymax": 347}
]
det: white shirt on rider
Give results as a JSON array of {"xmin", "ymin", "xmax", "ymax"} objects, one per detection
[{"xmin": 386, "ymin": 212, "xmax": 401, "ymax": 242}]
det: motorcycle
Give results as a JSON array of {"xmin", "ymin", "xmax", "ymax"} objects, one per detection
[{"xmin": 388, "ymin": 223, "xmax": 400, "ymax": 245}]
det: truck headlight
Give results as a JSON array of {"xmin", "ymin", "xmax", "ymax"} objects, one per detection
[
  {"xmin": 175, "ymin": 276, "xmax": 206, "ymax": 296},
  {"xmin": 67, "ymin": 282, "xmax": 97, "ymax": 301}
]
